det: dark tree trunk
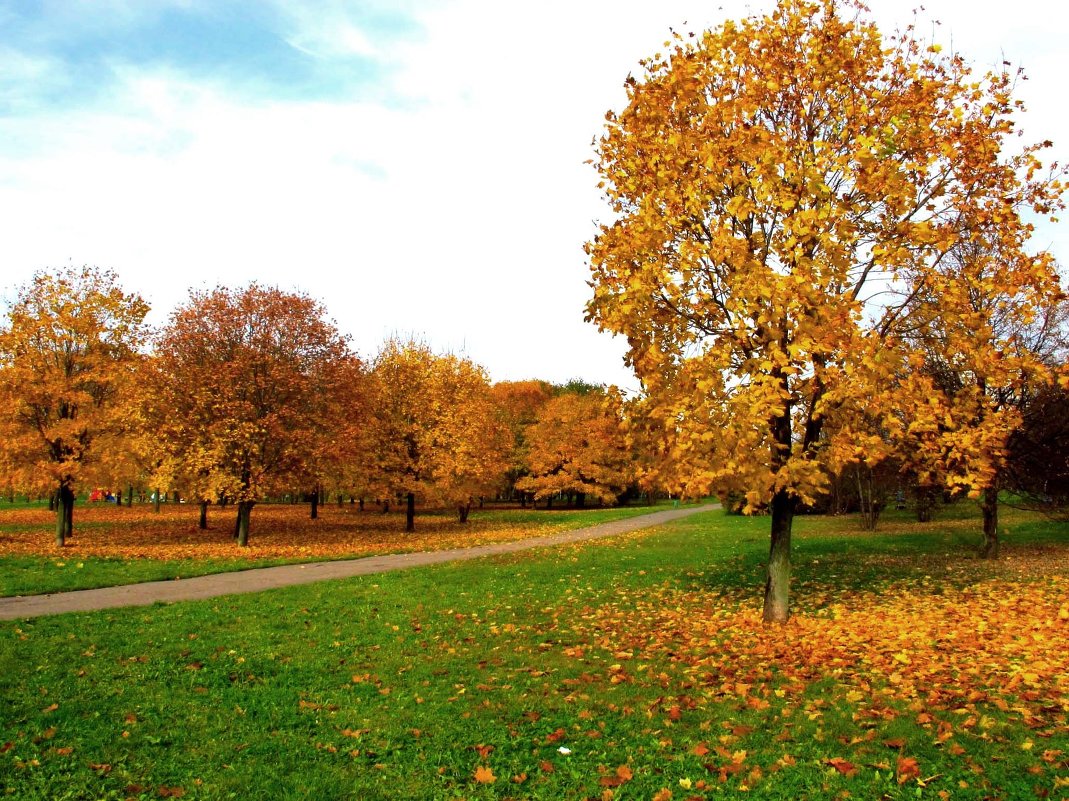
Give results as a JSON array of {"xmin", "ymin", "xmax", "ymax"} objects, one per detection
[
  {"xmin": 405, "ymin": 492, "xmax": 415, "ymax": 532},
  {"xmin": 115, "ymin": 489, "xmax": 122, "ymax": 507},
  {"xmin": 916, "ymin": 485, "xmax": 935, "ymax": 522},
  {"xmin": 173, "ymin": 490, "xmax": 180, "ymax": 503},
  {"xmin": 310, "ymin": 486, "xmax": 319, "ymax": 520},
  {"xmin": 762, "ymin": 488, "xmax": 795, "ymax": 624},
  {"xmin": 236, "ymin": 501, "xmax": 254, "ymax": 547},
  {"xmin": 55, "ymin": 483, "xmax": 75, "ymax": 547},
  {"xmin": 575, "ymin": 491, "xmax": 586, "ymax": 508},
  {"xmin": 48, "ymin": 492, "xmax": 56, "ymax": 512},
  {"xmin": 458, "ymin": 502, "xmax": 471, "ymax": 523},
  {"xmin": 381, "ymin": 500, "xmax": 390, "ymax": 514},
  {"xmin": 546, "ymin": 496, "xmax": 552, "ymax": 509},
  {"xmin": 980, "ymin": 486, "xmax": 999, "ymax": 558},
  {"xmin": 199, "ymin": 499, "xmax": 209, "ymax": 530},
  {"xmin": 359, "ymin": 498, "xmax": 364, "ymax": 512},
  {"xmin": 520, "ymin": 492, "xmax": 527, "ymax": 509},
  {"xmin": 127, "ymin": 485, "xmax": 134, "ymax": 506},
  {"xmin": 153, "ymin": 488, "xmax": 161, "ymax": 514}
]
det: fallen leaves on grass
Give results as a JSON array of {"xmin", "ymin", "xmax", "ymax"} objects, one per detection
[{"xmin": 0, "ymin": 504, "xmax": 626, "ymax": 561}]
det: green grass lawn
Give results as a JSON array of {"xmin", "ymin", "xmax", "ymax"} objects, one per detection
[{"xmin": 0, "ymin": 505, "xmax": 1066, "ymax": 800}]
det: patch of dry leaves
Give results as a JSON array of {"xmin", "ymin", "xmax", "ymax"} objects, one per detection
[
  {"xmin": 562, "ymin": 569, "xmax": 1069, "ymax": 739},
  {"xmin": 0, "ymin": 504, "xmax": 601, "ymax": 561}
]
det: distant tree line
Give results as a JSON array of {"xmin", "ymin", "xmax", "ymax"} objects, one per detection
[{"xmin": 0, "ymin": 269, "xmax": 639, "ymax": 545}]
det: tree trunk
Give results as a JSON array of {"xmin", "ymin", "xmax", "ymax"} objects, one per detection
[
  {"xmin": 173, "ymin": 490, "xmax": 180, "ymax": 503},
  {"xmin": 310, "ymin": 486, "xmax": 319, "ymax": 520},
  {"xmin": 55, "ymin": 483, "xmax": 75, "ymax": 547},
  {"xmin": 358, "ymin": 498, "xmax": 364, "ymax": 512},
  {"xmin": 458, "ymin": 502, "xmax": 470, "ymax": 523},
  {"xmin": 115, "ymin": 488, "xmax": 122, "ymax": 507},
  {"xmin": 127, "ymin": 485, "xmax": 134, "ymax": 507},
  {"xmin": 520, "ymin": 492, "xmax": 527, "ymax": 509},
  {"xmin": 762, "ymin": 488, "xmax": 795, "ymax": 624},
  {"xmin": 236, "ymin": 501, "xmax": 254, "ymax": 547},
  {"xmin": 980, "ymin": 486, "xmax": 999, "ymax": 559},
  {"xmin": 199, "ymin": 499, "xmax": 209, "ymax": 530},
  {"xmin": 153, "ymin": 488, "xmax": 161, "ymax": 514},
  {"xmin": 48, "ymin": 492, "xmax": 55, "ymax": 512},
  {"xmin": 546, "ymin": 496, "xmax": 552, "ymax": 509},
  {"xmin": 916, "ymin": 485, "xmax": 935, "ymax": 522},
  {"xmin": 575, "ymin": 491, "xmax": 586, "ymax": 508},
  {"xmin": 405, "ymin": 492, "xmax": 415, "ymax": 532}
]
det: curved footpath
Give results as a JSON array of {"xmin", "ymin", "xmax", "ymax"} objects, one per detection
[{"xmin": 0, "ymin": 503, "xmax": 720, "ymax": 621}]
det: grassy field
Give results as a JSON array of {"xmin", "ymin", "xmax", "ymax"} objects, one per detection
[
  {"xmin": 0, "ymin": 502, "xmax": 669, "ymax": 597},
  {"xmin": 0, "ymin": 504, "xmax": 1066, "ymax": 799}
]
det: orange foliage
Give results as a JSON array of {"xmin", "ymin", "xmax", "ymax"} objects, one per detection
[
  {"xmin": 0, "ymin": 266, "xmax": 149, "ymax": 545},
  {"xmin": 517, "ymin": 390, "xmax": 632, "ymax": 505},
  {"xmin": 365, "ymin": 340, "xmax": 510, "ymax": 524},
  {"xmin": 144, "ymin": 285, "xmax": 356, "ymax": 545}
]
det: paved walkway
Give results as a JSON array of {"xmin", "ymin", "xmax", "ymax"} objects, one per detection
[{"xmin": 0, "ymin": 503, "xmax": 720, "ymax": 620}]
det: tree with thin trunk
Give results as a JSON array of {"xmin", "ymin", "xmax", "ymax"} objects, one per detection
[
  {"xmin": 145, "ymin": 284, "xmax": 354, "ymax": 546},
  {"xmin": 900, "ymin": 253, "xmax": 1067, "ymax": 557},
  {"xmin": 585, "ymin": 0, "xmax": 1062, "ymax": 622},
  {"xmin": 516, "ymin": 388, "xmax": 632, "ymax": 507},
  {"xmin": 0, "ymin": 266, "xmax": 148, "ymax": 546},
  {"xmin": 365, "ymin": 339, "xmax": 509, "ymax": 531}
]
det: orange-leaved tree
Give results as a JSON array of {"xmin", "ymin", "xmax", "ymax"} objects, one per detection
[
  {"xmin": 901, "ymin": 247, "xmax": 1065, "ymax": 555},
  {"xmin": 365, "ymin": 339, "xmax": 509, "ymax": 530},
  {"xmin": 516, "ymin": 388, "xmax": 632, "ymax": 507},
  {"xmin": 490, "ymin": 380, "xmax": 555, "ymax": 505},
  {"xmin": 585, "ymin": 0, "xmax": 1063, "ymax": 621},
  {"xmin": 0, "ymin": 266, "xmax": 149, "ymax": 545},
  {"xmin": 145, "ymin": 284, "xmax": 355, "ymax": 545}
]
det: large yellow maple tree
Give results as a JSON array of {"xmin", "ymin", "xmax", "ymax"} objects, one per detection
[
  {"xmin": 585, "ymin": 0, "xmax": 1063, "ymax": 621},
  {"xmin": 0, "ymin": 266, "xmax": 149, "ymax": 545}
]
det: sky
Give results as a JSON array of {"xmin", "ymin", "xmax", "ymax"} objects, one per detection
[{"xmin": 1, "ymin": 0, "xmax": 1066, "ymax": 392}]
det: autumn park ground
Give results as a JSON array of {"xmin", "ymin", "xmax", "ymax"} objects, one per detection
[{"xmin": 0, "ymin": 503, "xmax": 1067, "ymax": 800}]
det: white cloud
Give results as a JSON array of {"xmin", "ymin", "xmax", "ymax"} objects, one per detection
[{"xmin": 0, "ymin": 0, "xmax": 1066, "ymax": 390}]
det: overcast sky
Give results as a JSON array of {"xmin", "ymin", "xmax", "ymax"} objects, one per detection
[{"xmin": 1, "ymin": 0, "xmax": 1066, "ymax": 391}]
